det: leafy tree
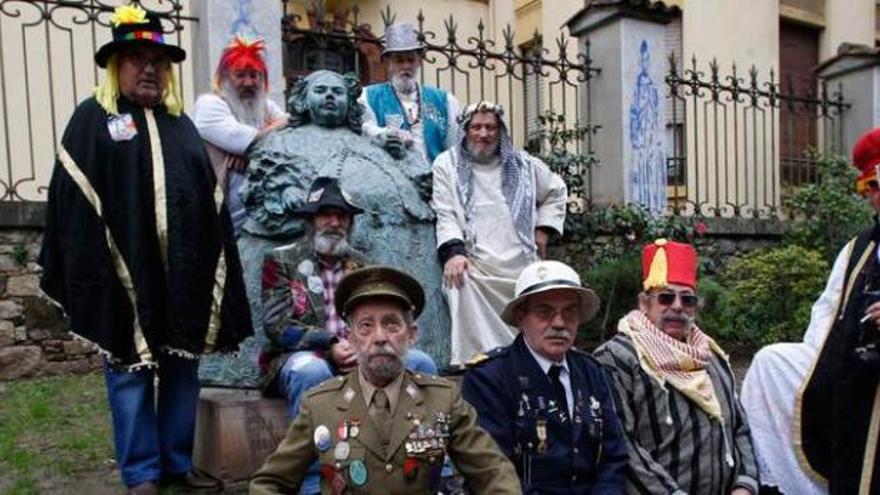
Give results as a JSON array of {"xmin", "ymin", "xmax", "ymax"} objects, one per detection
[
  {"xmin": 784, "ymin": 153, "xmax": 873, "ymax": 263},
  {"xmin": 719, "ymin": 245, "xmax": 828, "ymax": 345}
]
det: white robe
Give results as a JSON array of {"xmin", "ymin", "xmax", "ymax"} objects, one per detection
[
  {"xmin": 431, "ymin": 149, "xmax": 567, "ymax": 364},
  {"xmin": 740, "ymin": 242, "xmax": 856, "ymax": 494},
  {"xmin": 192, "ymin": 94, "xmax": 284, "ymax": 232}
]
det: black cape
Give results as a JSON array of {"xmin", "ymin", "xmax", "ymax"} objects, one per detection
[
  {"xmin": 800, "ymin": 220, "xmax": 880, "ymax": 493},
  {"xmin": 38, "ymin": 97, "xmax": 252, "ymax": 368}
]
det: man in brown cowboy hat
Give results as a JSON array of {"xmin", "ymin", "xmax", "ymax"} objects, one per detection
[
  {"xmin": 38, "ymin": 3, "xmax": 251, "ymax": 494},
  {"xmin": 359, "ymin": 22, "xmax": 460, "ymax": 163},
  {"xmin": 251, "ymin": 265, "xmax": 520, "ymax": 494}
]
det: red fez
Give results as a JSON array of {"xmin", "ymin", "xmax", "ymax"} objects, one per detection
[
  {"xmin": 642, "ymin": 239, "xmax": 697, "ymax": 291},
  {"xmin": 216, "ymin": 35, "xmax": 268, "ymax": 88},
  {"xmin": 853, "ymin": 128, "xmax": 880, "ymax": 194}
]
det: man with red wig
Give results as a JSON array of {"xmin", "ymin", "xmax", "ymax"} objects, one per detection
[{"xmin": 193, "ymin": 35, "xmax": 288, "ymax": 234}]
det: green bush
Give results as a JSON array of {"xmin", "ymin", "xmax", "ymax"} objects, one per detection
[
  {"xmin": 580, "ymin": 251, "xmax": 643, "ymax": 345},
  {"xmin": 695, "ymin": 275, "xmax": 734, "ymax": 340},
  {"xmin": 719, "ymin": 245, "xmax": 828, "ymax": 345},
  {"xmin": 784, "ymin": 152, "xmax": 873, "ymax": 263}
]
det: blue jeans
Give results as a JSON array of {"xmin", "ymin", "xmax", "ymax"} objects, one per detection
[
  {"xmin": 277, "ymin": 348, "xmax": 437, "ymax": 495},
  {"xmin": 103, "ymin": 355, "xmax": 200, "ymax": 488}
]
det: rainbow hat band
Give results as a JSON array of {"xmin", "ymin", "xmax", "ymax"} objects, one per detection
[{"xmin": 94, "ymin": 4, "xmax": 185, "ymax": 68}]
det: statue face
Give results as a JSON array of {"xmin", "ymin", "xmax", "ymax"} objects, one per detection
[{"xmin": 306, "ymin": 72, "xmax": 348, "ymax": 127}]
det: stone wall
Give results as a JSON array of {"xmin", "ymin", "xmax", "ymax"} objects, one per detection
[
  {"xmin": 0, "ymin": 205, "xmax": 786, "ymax": 381},
  {"xmin": 0, "ymin": 203, "xmax": 101, "ymax": 381}
]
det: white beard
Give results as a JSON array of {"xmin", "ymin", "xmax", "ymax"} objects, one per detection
[
  {"xmin": 391, "ymin": 71, "xmax": 419, "ymax": 95},
  {"xmin": 220, "ymin": 80, "xmax": 267, "ymax": 128},
  {"xmin": 313, "ymin": 230, "xmax": 350, "ymax": 258}
]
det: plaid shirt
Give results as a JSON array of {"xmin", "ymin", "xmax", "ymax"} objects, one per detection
[{"xmin": 320, "ymin": 260, "xmax": 348, "ymax": 340}]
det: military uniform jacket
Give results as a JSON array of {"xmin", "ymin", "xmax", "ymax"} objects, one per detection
[
  {"xmin": 258, "ymin": 242, "xmax": 366, "ymax": 393},
  {"xmin": 461, "ymin": 335, "xmax": 628, "ymax": 494},
  {"xmin": 250, "ymin": 370, "xmax": 522, "ymax": 494}
]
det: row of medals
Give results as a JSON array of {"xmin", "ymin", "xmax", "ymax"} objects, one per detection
[
  {"xmin": 312, "ymin": 412, "xmax": 452, "ymax": 491},
  {"xmin": 314, "ymin": 419, "xmax": 368, "ymax": 490},
  {"xmin": 405, "ymin": 411, "xmax": 451, "ymax": 458}
]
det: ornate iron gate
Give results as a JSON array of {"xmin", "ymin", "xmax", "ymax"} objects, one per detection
[{"xmin": 0, "ymin": 0, "xmax": 196, "ymax": 202}]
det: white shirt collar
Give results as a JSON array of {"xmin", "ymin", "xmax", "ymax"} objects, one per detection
[{"xmin": 523, "ymin": 338, "xmax": 569, "ymax": 376}]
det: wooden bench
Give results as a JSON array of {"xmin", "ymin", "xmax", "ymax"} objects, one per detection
[{"xmin": 192, "ymin": 388, "xmax": 289, "ymax": 484}]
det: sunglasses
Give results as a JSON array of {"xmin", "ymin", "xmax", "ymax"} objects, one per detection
[{"xmin": 653, "ymin": 291, "xmax": 699, "ymax": 308}]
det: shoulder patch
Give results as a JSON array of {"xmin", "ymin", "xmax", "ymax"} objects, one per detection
[
  {"xmin": 410, "ymin": 372, "xmax": 453, "ymax": 388},
  {"xmin": 305, "ymin": 375, "xmax": 346, "ymax": 397},
  {"xmin": 465, "ymin": 346, "xmax": 508, "ymax": 368}
]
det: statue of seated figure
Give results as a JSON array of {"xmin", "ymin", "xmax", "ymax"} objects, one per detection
[{"xmin": 201, "ymin": 70, "xmax": 451, "ymax": 386}]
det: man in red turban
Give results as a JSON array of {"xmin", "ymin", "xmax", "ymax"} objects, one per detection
[
  {"xmin": 595, "ymin": 239, "xmax": 759, "ymax": 495},
  {"xmin": 193, "ymin": 35, "xmax": 288, "ymax": 235}
]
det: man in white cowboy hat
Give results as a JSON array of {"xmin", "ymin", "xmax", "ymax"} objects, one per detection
[
  {"xmin": 432, "ymin": 101, "xmax": 568, "ymax": 365},
  {"xmin": 358, "ymin": 22, "xmax": 460, "ymax": 163},
  {"xmin": 594, "ymin": 240, "xmax": 758, "ymax": 495},
  {"xmin": 461, "ymin": 260, "xmax": 628, "ymax": 494},
  {"xmin": 38, "ymin": 3, "xmax": 252, "ymax": 494}
]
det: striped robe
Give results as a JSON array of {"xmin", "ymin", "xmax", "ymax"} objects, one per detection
[{"xmin": 595, "ymin": 334, "xmax": 759, "ymax": 494}]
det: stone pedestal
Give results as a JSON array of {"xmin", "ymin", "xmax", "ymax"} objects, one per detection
[
  {"xmin": 192, "ymin": 388, "xmax": 288, "ymax": 483},
  {"xmin": 567, "ymin": 3, "xmax": 677, "ymax": 211},
  {"xmin": 817, "ymin": 44, "xmax": 880, "ymax": 155}
]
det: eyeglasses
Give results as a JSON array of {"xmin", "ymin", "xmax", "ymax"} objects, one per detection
[
  {"xmin": 529, "ymin": 304, "xmax": 580, "ymax": 323},
  {"xmin": 652, "ymin": 291, "xmax": 699, "ymax": 308},
  {"xmin": 119, "ymin": 52, "xmax": 172, "ymax": 71}
]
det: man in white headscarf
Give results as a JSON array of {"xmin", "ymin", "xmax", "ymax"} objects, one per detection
[{"xmin": 431, "ymin": 101, "xmax": 567, "ymax": 365}]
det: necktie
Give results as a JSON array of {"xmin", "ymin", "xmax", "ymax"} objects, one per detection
[
  {"xmin": 371, "ymin": 389, "xmax": 392, "ymax": 448},
  {"xmin": 548, "ymin": 364, "xmax": 569, "ymax": 417}
]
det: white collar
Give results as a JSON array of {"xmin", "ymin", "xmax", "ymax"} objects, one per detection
[{"xmin": 523, "ymin": 338, "xmax": 569, "ymax": 376}]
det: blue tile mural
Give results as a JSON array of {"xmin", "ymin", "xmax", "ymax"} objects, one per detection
[{"xmin": 628, "ymin": 40, "xmax": 667, "ymax": 213}]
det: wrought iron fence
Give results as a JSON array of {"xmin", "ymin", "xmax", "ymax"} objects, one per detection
[
  {"xmin": 0, "ymin": 0, "xmax": 196, "ymax": 202},
  {"xmin": 666, "ymin": 54, "xmax": 849, "ymax": 218},
  {"xmin": 280, "ymin": 2, "xmax": 601, "ymax": 206}
]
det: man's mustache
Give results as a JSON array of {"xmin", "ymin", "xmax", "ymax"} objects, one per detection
[{"xmin": 545, "ymin": 329, "xmax": 570, "ymax": 340}]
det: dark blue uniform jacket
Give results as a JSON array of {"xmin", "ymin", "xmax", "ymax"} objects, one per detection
[{"xmin": 461, "ymin": 335, "xmax": 627, "ymax": 494}]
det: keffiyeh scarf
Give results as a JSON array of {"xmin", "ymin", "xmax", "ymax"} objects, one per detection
[
  {"xmin": 619, "ymin": 309, "xmax": 727, "ymax": 421},
  {"xmin": 454, "ymin": 102, "xmax": 536, "ymax": 257}
]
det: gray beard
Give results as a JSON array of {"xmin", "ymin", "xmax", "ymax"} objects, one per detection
[
  {"xmin": 467, "ymin": 143, "xmax": 499, "ymax": 163},
  {"xmin": 221, "ymin": 80, "xmax": 267, "ymax": 128},
  {"xmin": 361, "ymin": 345, "xmax": 404, "ymax": 386},
  {"xmin": 313, "ymin": 231, "xmax": 350, "ymax": 257},
  {"xmin": 391, "ymin": 73, "xmax": 418, "ymax": 95}
]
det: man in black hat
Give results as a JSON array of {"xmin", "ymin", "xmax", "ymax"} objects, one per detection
[
  {"xmin": 38, "ymin": 4, "xmax": 251, "ymax": 494},
  {"xmin": 251, "ymin": 265, "xmax": 520, "ymax": 494},
  {"xmin": 257, "ymin": 177, "xmax": 437, "ymax": 492}
]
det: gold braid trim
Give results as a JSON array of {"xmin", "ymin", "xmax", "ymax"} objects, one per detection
[
  {"xmin": 58, "ymin": 147, "xmax": 153, "ymax": 365},
  {"xmin": 793, "ymin": 238, "xmax": 863, "ymax": 482}
]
